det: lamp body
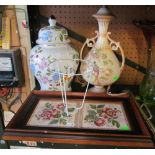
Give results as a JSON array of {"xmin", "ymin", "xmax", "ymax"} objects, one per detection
[{"xmin": 80, "ymin": 7, "xmax": 125, "ymax": 93}]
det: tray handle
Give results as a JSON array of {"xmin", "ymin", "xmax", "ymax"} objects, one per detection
[{"xmin": 140, "ymin": 103, "xmax": 153, "ymax": 120}]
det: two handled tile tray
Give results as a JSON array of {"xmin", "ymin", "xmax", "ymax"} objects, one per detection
[{"xmin": 2, "ymin": 90, "xmax": 155, "ymax": 148}]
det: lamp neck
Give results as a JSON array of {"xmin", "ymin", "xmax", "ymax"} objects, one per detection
[
  {"xmin": 93, "ymin": 15, "xmax": 112, "ymax": 49},
  {"xmin": 94, "ymin": 15, "xmax": 112, "ymax": 35}
]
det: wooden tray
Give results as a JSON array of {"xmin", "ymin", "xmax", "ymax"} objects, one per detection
[{"xmin": 2, "ymin": 90, "xmax": 155, "ymax": 148}]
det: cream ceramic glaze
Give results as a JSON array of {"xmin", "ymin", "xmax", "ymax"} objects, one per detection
[
  {"xmin": 80, "ymin": 6, "xmax": 125, "ymax": 93},
  {"xmin": 30, "ymin": 17, "xmax": 79, "ymax": 91}
]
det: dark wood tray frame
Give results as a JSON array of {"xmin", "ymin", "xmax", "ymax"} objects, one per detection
[{"xmin": 2, "ymin": 90, "xmax": 155, "ymax": 148}]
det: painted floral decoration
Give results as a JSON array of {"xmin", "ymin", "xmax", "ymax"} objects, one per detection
[
  {"xmin": 29, "ymin": 17, "xmax": 79, "ymax": 91},
  {"xmin": 52, "ymin": 72, "xmax": 62, "ymax": 82},
  {"xmin": 41, "ymin": 33, "xmax": 49, "ymax": 41},
  {"xmin": 84, "ymin": 104, "xmax": 121, "ymax": 128},
  {"xmin": 35, "ymin": 102, "xmax": 75, "ymax": 126},
  {"xmin": 38, "ymin": 57, "xmax": 48, "ymax": 70}
]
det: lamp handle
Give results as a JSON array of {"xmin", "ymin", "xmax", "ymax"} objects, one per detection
[
  {"xmin": 80, "ymin": 31, "xmax": 98, "ymax": 59},
  {"xmin": 106, "ymin": 32, "xmax": 127, "ymax": 96},
  {"xmin": 107, "ymin": 32, "xmax": 125, "ymax": 73},
  {"xmin": 140, "ymin": 104, "xmax": 152, "ymax": 120}
]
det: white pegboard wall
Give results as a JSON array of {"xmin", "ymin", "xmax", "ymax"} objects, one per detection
[{"xmin": 39, "ymin": 5, "xmax": 153, "ymax": 85}]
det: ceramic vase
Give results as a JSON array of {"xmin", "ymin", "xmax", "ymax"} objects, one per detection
[
  {"xmin": 29, "ymin": 16, "xmax": 79, "ymax": 91},
  {"xmin": 80, "ymin": 6, "xmax": 125, "ymax": 93}
]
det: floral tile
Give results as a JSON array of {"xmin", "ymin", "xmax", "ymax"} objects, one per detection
[
  {"xmin": 82, "ymin": 100, "xmax": 130, "ymax": 131},
  {"xmin": 27, "ymin": 99, "xmax": 77, "ymax": 128},
  {"xmin": 27, "ymin": 99, "xmax": 130, "ymax": 131}
]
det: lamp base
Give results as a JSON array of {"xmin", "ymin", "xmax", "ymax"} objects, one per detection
[{"xmin": 88, "ymin": 86, "xmax": 106, "ymax": 93}]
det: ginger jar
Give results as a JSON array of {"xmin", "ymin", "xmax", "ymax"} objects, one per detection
[{"xmin": 29, "ymin": 16, "xmax": 79, "ymax": 91}]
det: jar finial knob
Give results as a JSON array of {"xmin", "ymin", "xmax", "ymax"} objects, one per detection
[{"xmin": 48, "ymin": 15, "xmax": 56, "ymax": 27}]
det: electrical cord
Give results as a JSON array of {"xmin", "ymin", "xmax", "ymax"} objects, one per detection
[
  {"xmin": 106, "ymin": 85, "xmax": 129, "ymax": 96},
  {"xmin": 6, "ymin": 88, "xmax": 13, "ymax": 100},
  {"xmin": 0, "ymin": 87, "xmax": 23, "ymax": 114}
]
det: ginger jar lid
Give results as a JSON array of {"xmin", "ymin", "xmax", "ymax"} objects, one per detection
[{"xmin": 36, "ymin": 15, "xmax": 69, "ymax": 45}]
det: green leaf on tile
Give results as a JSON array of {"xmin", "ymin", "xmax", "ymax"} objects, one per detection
[
  {"xmin": 49, "ymin": 119, "xmax": 59, "ymax": 124},
  {"xmin": 62, "ymin": 112, "xmax": 67, "ymax": 117},
  {"xmin": 97, "ymin": 104, "xmax": 105, "ymax": 108},
  {"xmin": 112, "ymin": 120, "xmax": 120, "ymax": 128},
  {"xmin": 68, "ymin": 107, "xmax": 75, "ymax": 112},
  {"xmin": 90, "ymin": 104, "xmax": 96, "ymax": 110},
  {"xmin": 60, "ymin": 118, "xmax": 67, "ymax": 125},
  {"xmin": 88, "ymin": 110, "xmax": 97, "ymax": 115}
]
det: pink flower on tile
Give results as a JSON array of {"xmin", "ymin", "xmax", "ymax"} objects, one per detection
[
  {"xmin": 57, "ymin": 103, "xmax": 65, "ymax": 109},
  {"xmin": 100, "ymin": 112, "xmax": 109, "ymax": 119},
  {"xmin": 102, "ymin": 107, "xmax": 120, "ymax": 119},
  {"xmin": 95, "ymin": 118, "xmax": 106, "ymax": 127},
  {"xmin": 52, "ymin": 109, "xmax": 58, "ymax": 116},
  {"xmin": 40, "ymin": 110, "xmax": 54, "ymax": 120},
  {"xmin": 40, "ymin": 108, "xmax": 59, "ymax": 120}
]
